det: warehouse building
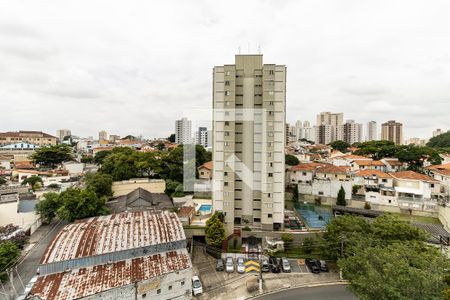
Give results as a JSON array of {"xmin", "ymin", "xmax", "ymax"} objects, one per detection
[{"xmin": 27, "ymin": 211, "xmax": 192, "ymax": 300}]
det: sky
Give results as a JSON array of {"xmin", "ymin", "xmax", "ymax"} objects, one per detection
[{"xmin": 0, "ymin": 0, "xmax": 449, "ymax": 140}]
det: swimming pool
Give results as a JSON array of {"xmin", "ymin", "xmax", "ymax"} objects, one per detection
[{"xmin": 198, "ymin": 204, "xmax": 213, "ymax": 215}]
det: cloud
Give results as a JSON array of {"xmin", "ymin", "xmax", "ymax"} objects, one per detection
[{"xmin": 0, "ymin": 0, "xmax": 449, "ymax": 140}]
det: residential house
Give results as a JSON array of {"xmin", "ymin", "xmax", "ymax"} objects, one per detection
[
  {"xmin": 0, "ymin": 189, "xmax": 41, "ymax": 234},
  {"xmin": 177, "ymin": 206, "xmax": 195, "ymax": 226},
  {"xmin": 198, "ymin": 161, "xmax": 212, "ymax": 180},
  {"xmin": 0, "ymin": 131, "xmax": 57, "ymax": 146},
  {"xmin": 350, "ymin": 159, "xmax": 386, "ymax": 172},
  {"xmin": 426, "ymin": 163, "xmax": 450, "ymax": 200},
  {"xmin": 353, "ymin": 169, "xmax": 396, "ymax": 206},
  {"xmin": 381, "ymin": 158, "xmax": 404, "ymax": 172},
  {"xmin": 107, "ymin": 187, "xmax": 173, "ymax": 213},
  {"xmin": 112, "ymin": 178, "xmax": 166, "ymax": 197}
]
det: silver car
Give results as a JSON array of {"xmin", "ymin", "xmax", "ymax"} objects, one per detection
[
  {"xmin": 281, "ymin": 257, "xmax": 291, "ymax": 272},
  {"xmin": 236, "ymin": 257, "xmax": 245, "ymax": 273},
  {"xmin": 225, "ymin": 257, "xmax": 234, "ymax": 273}
]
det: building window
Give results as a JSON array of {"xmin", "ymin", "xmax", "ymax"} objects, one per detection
[
  {"xmin": 268, "ymin": 111, "xmax": 274, "ymax": 116},
  {"xmin": 269, "ymin": 70, "xmax": 274, "ymax": 75},
  {"xmin": 318, "ymin": 191, "xmax": 324, "ymax": 195},
  {"xmin": 268, "ymin": 214, "xmax": 272, "ymax": 218},
  {"xmin": 268, "ymin": 193, "xmax": 271, "ymax": 197},
  {"xmin": 269, "ymin": 101, "xmax": 274, "ymax": 106},
  {"xmin": 268, "ymin": 173, "xmax": 273, "ymax": 177},
  {"xmin": 302, "ymin": 172, "xmax": 307, "ymax": 176},
  {"xmin": 225, "ymin": 81, "xmax": 230, "ymax": 86},
  {"xmin": 224, "ymin": 132, "xmax": 230, "ymax": 136},
  {"xmin": 225, "ymin": 91, "xmax": 230, "ymax": 96},
  {"xmin": 226, "ymin": 71, "xmax": 230, "ymax": 76},
  {"xmin": 224, "ymin": 172, "xmax": 228, "ymax": 176},
  {"xmin": 225, "ymin": 121, "xmax": 229, "ymax": 126},
  {"xmin": 169, "ymin": 286, "xmax": 172, "ymax": 291},
  {"xmin": 254, "ymin": 218, "xmax": 261, "ymax": 222},
  {"xmin": 224, "ymin": 182, "xmax": 228, "ymax": 186},
  {"xmin": 431, "ymin": 184, "xmax": 435, "ymax": 188},
  {"xmin": 181, "ymin": 280, "xmax": 185, "ymax": 286},
  {"xmin": 142, "ymin": 293, "xmax": 147, "ymax": 298},
  {"xmin": 157, "ymin": 289, "xmax": 161, "ymax": 294}
]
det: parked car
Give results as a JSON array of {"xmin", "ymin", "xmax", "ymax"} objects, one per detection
[
  {"xmin": 216, "ymin": 258, "xmax": 224, "ymax": 271},
  {"xmin": 236, "ymin": 257, "xmax": 245, "ymax": 273},
  {"xmin": 261, "ymin": 259, "xmax": 270, "ymax": 272},
  {"xmin": 269, "ymin": 256, "xmax": 281, "ymax": 273},
  {"xmin": 305, "ymin": 259, "xmax": 320, "ymax": 273},
  {"xmin": 281, "ymin": 257, "xmax": 291, "ymax": 272},
  {"xmin": 319, "ymin": 260, "xmax": 329, "ymax": 272},
  {"xmin": 192, "ymin": 276, "xmax": 203, "ymax": 296},
  {"xmin": 225, "ymin": 257, "xmax": 234, "ymax": 273}
]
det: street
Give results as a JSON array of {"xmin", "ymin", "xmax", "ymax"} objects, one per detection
[
  {"xmin": 255, "ymin": 284, "xmax": 357, "ymax": 300},
  {"xmin": 0, "ymin": 221, "xmax": 67, "ymax": 300}
]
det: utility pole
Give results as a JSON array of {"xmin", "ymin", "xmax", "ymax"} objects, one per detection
[{"xmin": 339, "ymin": 235, "xmax": 345, "ymax": 280}]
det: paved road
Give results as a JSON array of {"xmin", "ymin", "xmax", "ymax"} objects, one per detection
[
  {"xmin": 256, "ymin": 284, "xmax": 357, "ymax": 300},
  {"xmin": 0, "ymin": 221, "xmax": 67, "ymax": 300}
]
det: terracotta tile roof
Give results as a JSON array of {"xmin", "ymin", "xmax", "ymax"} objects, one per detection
[
  {"xmin": 290, "ymin": 162, "xmax": 326, "ymax": 172},
  {"xmin": 30, "ymin": 249, "xmax": 191, "ymax": 300},
  {"xmin": 353, "ymin": 160, "xmax": 385, "ymax": 167},
  {"xmin": 432, "ymin": 169, "xmax": 450, "ymax": 177},
  {"xmin": 178, "ymin": 206, "xmax": 195, "ymax": 217},
  {"xmin": 355, "ymin": 169, "xmax": 392, "ymax": 179},
  {"xmin": 427, "ymin": 163, "xmax": 450, "ymax": 171},
  {"xmin": 390, "ymin": 171, "xmax": 439, "ymax": 183},
  {"xmin": 383, "ymin": 158, "xmax": 403, "ymax": 166},
  {"xmin": 0, "ymin": 131, "xmax": 57, "ymax": 139},
  {"xmin": 316, "ymin": 164, "xmax": 350, "ymax": 174},
  {"xmin": 199, "ymin": 161, "xmax": 212, "ymax": 170},
  {"xmin": 341, "ymin": 154, "xmax": 371, "ymax": 160}
]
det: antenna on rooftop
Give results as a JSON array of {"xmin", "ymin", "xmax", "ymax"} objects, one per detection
[
  {"xmin": 258, "ymin": 45, "xmax": 261, "ymax": 54},
  {"xmin": 238, "ymin": 46, "xmax": 241, "ymax": 54}
]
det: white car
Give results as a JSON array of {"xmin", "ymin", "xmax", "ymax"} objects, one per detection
[
  {"xmin": 192, "ymin": 276, "xmax": 203, "ymax": 296},
  {"xmin": 237, "ymin": 257, "xmax": 245, "ymax": 273},
  {"xmin": 226, "ymin": 257, "xmax": 234, "ymax": 273},
  {"xmin": 282, "ymin": 257, "xmax": 291, "ymax": 272}
]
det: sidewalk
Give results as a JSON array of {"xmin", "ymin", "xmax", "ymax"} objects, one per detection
[{"xmin": 200, "ymin": 272, "xmax": 344, "ymax": 299}]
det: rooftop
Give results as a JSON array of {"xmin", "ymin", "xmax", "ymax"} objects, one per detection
[
  {"xmin": 31, "ymin": 249, "xmax": 191, "ymax": 300},
  {"xmin": 353, "ymin": 160, "xmax": 385, "ymax": 167},
  {"xmin": 199, "ymin": 161, "xmax": 212, "ymax": 170},
  {"xmin": 355, "ymin": 169, "xmax": 392, "ymax": 179},
  {"xmin": 0, "ymin": 131, "xmax": 56, "ymax": 139},
  {"xmin": 290, "ymin": 162, "xmax": 326, "ymax": 172},
  {"xmin": 390, "ymin": 171, "xmax": 439, "ymax": 183},
  {"xmin": 107, "ymin": 188, "xmax": 173, "ymax": 213},
  {"xmin": 40, "ymin": 210, "xmax": 185, "ymax": 264}
]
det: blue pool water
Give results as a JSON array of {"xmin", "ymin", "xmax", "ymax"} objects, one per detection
[{"xmin": 198, "ymin": 204, "xmax": 213, "ymax": 213}]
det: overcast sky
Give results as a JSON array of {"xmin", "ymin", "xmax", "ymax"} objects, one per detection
[{"xmin": 1, "ymin": 0, "xmax": 449, "ymax": 140}]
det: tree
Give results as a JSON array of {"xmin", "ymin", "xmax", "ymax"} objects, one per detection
[
  {"xmin": 364, "ymin": 202, "xmax": 371, "ymax": 210},
  {"xmin": 0, "ymin": 224, "xmax": 28, "ymax": 249},
  {"xmin": 302, "ymin": 237, "xmax": 314, "ymax": 254},
  {"xmin": 339, "ymin": 242, "xmax": 449, "ymax": 300},
  {"xmin": 205, "ymin": 212, "xmax": 226, "ymax": 248},
  {"xmin": 281, "ymin": 233, "xmax": 294, "ymax": 249},
  {"xmin": 0, "ymin": 241, "xmax": 20, "ymax": 281},
  {"xmin": 56, "ymin": 188, "xmax": 110, "ymax": 222},
  {"xmin": 167, "ymin": 134, "xmax": 176, "ymax": 143},
  {"xmin": 21, "ymin": 175, "xmax": 43, "ymax": 191},
  {"xmin": 0, "ymin": 177, "xmax": 6, "ymax": 185},
  {"xmin": 329, "ymin": 140, "xmax": 350, "ymax": 152},
  {"xmin": 285, "ymin": 154, "xmax": 300, "ymax": 166},
  {"xmin": 292, "ymin": 184, "xmax": 299, "ymax": 208},
  {"xmin": 84, "ymin": 172, "xmax": 113, "ymax": 198},
  {"xmin": 35, "ymin": 192, "xmax": 62, "ymax": 224},
  {"xmin": 94, "ymin": 150, "xmax": 112, "ymax": 165},
  {"xmin": 336, "ymin": 186, "xmax": 346, "ymax": 206},
  {"xmin": 427, "ymin": 131, "xmax": 450, "ymax": 148},
  {"xmin": 31, "ymin": 144, "xmax": 73, "ymax": 168},
  {"xmin": 80, "ymin": 155, "xmax": 94, "ymax": 164}
]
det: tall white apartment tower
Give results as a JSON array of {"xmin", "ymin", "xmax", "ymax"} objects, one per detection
[
  {"xmin": 175, "ymin": 117, "xmax": 192, "ymax": 144},
  {"xmin": 367, "ymin": 121, "xmax": 377, "ymax": 141},
  {"xmin": 212, "ymin": 54, "xmax": 286, "ymax": 233}
]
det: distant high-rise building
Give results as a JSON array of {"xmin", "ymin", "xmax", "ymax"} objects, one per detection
[
  {"xmin": 175, "ymin": 117, "xmax": 192, "ymax": 144},
  {"xmin": 433, "ymin": 128, "xmax": 444, "ymax": 137},
  {"xmin": 212, "ymin": 54, "xmax": 286, "ymax": 232},
  {"xmin": 315, "ymin": 124, "xmax": 332, "ymax": 145},
  {"xmin": 316, "ymin": 112, "xmax": 344, "ymax": 142},
  {"xmin": 366, "ymin": 121, "xmax": 377, "ymax": 141},
  {"xmin": 98, "ymin": 130, "xmax": 108, "ymax": 141},
  {"xmin": 56, "ymin": 129, "xmax": 71, "ymax": 141},
  {"xmin": 381, "ymin": 120, "xmax": 403, "ymax": 145},
  {"xmin": 343, "ymin": 120, "xmax": 363, "ymax": 145},
  {"xmin": 196, "ymin": 127, "xmax": 211, "ymax": 148},
  {"xmin": 109, "ymin": 135, "xmax": 120, "ymax": 142}
]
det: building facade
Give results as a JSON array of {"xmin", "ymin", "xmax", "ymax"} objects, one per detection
[
  {"xmin": 343, "ymin": 120, "xmax": 363, "ymax": 145},
  {"xmin": 196, "ymin": 127, "xmax": 212, "ymax": 149},
  {"xmin": 175, "ymin": 117, "xmax": 192, "ymax": 144},
  {"xmin": 381, "ymin": 120, "xmax": 403, "ymax": 145},
  {"xmin": 366, "ymin": 121, "xmax": 377, "ymax": 141},
  {"xmin": 56, "ymin": 129, "xmax": 71, "ymax": 141},
  {"xmin": 0, "ymin": 131, "xmax": 57, "ymax": 146},
  {"xmin": 316, "ymin": 112, "xmax": 344, "ymax": 143},
  {"xmin": 98, "ymin": 130, "xmax": 108, "ymax": 141},
  {"xmin": 212, "ymin": 54, "xmax": 286, "ymax": 232}
]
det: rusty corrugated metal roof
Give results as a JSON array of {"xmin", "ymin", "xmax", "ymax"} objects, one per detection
[
  {"xmin": 40, "ymin": 211, "xmax": 185, "ymax": 264},
  {"xmin": 31, "ymin": 249, "xmax": 191, "ymax": 300}
]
